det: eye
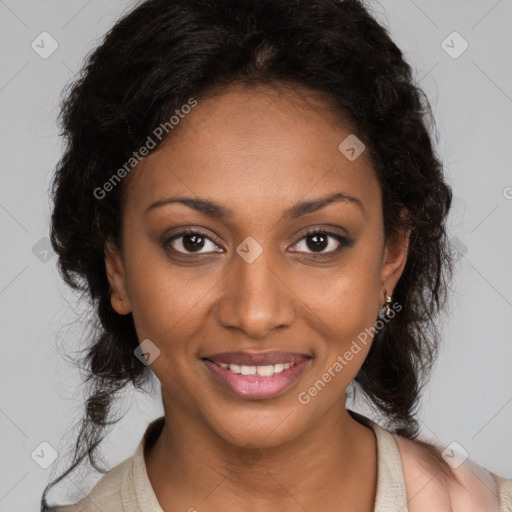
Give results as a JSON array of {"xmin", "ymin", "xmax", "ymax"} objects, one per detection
[
  {"xmin": 162, "ymin": 227, "xmax": 352, "ymax": 258},
  {"xmin": 163, "ymin": 228, "xmax": 223, "ymax": 255},
  {"xmin": 289, "ymin": 228, "xmax": 351, "ymax": 256}
]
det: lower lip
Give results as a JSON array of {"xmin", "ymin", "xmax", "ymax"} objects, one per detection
[{"xmin": 202, "ymin": 359, "xmax": 310, "ymax": 400}]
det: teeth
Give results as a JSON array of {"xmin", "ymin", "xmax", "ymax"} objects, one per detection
[
  {"xmin": 216, "ymin": 362, "xmax": 296, "ymax": 376},
  {"xmin": 256, "ymin": 365, "xmax": 274, "ymax": 376},
  {"xmin": 240, "ymin": 365, "xmax": 256, "ymax": 375}
]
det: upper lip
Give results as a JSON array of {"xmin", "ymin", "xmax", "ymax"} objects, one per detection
[{"xmin": 202, "ymin": 351, "xmax": 311, "ymax": 366}]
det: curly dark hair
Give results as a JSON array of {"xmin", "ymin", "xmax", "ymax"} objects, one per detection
[{"xmin": 41, "ymin": 0, "xmax": 456, "ymax": 507}]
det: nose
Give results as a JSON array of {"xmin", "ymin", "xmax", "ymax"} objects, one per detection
[{"xmin": 215, "ymin": 246, "xmax": 296, "ymax": 340}]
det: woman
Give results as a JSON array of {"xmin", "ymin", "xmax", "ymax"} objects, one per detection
[{"xmin": 41, "ymin": 0, "xmax": 512, "ymax": 510}]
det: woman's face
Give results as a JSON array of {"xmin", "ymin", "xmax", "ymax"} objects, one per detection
[{"xmin": 105, "ymin": 82, "xmax": 409, "ymax": 448}]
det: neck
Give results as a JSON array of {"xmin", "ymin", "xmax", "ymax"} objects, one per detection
[{"xmin": 144, "ymin": 403, "xmax": 377, "ymax": 512}]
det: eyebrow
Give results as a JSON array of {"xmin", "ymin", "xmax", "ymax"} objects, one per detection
[{"xmin": 145, "ymin": 191, "xmax": 365, "ymax": 220}]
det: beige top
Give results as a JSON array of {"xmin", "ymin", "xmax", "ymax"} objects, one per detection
[{"xmin": 50, "ymin": 414, "xmax": 512, "ymax": 512}]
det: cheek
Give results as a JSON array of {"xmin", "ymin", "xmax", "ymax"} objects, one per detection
[
  {"xmin": 301, "ymin": 258, "xmax": 380, "ymax": 333},
  {"xmin": 300, "ymin": 249, "xmax": 381, "ymax": 369},
  {"xmin": 128, "ymin": 277, "xmax": 205, "ymax": 348},
  {"xmin": 121, "ymin": 236, "xmax": 203, "ymax": 346},
  {"xmin": 125, "ymin": 264, "xmax": 211, "ymax": 389}
]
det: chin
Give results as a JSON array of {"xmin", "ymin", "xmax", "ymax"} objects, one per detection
[{"xmin": 204, "ymin": 403, "xmax": 309, "ymax": 450}]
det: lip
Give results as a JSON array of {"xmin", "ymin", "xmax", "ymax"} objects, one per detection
[{"xmin": 201, "ymin": 351, "xmax": 312, "ymax": 400}]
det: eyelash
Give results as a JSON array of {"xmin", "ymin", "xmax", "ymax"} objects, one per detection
[{"xmin": 162, "ymin": 227, "xmax": 352, "ymax": 259}]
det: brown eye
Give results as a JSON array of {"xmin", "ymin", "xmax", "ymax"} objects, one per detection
[
  {"xmin": 163, "ymin": 229, "xmax": 223, "ymax": 255},
  {"xmin": 289, "ymin": 229, "xmax": 351, "ymax": 256},
  {"xmin": 181, "ymin": 233, "xmax": 206, "ymax": 252},
  {"xmin": 306, "ymin": 232, "xmax": 329, "ymax": 252}
]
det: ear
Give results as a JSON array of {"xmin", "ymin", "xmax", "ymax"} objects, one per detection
[
  {"xmin": 104, "ymin": 239, "xmax": 132, "ymax": 315},
  {"xmin": 379, "ymin": 212, "xmax": 411, "ymax": 304}
]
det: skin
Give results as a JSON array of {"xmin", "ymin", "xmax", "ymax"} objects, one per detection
[{"xmin": 105, "ymin": 82, "xmax": 411, "ymax": 512}]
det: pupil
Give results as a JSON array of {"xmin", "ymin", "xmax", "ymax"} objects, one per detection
[
  {"xmin": 184, "ymin": 234, "xmax": 204, "ymax": 252},
  {"xmin": 308, "ymin": 233, "xmax": 327, "ymax": 252}
]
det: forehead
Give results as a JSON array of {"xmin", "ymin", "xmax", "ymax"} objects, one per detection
[{"xmin": 123, "ymin": 82, "xmax": 381, "ymax": 221}]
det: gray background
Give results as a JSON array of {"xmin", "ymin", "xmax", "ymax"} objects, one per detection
[{"xmin": 1, "ymin": 0, "xmax": 511, "ymax": 510}]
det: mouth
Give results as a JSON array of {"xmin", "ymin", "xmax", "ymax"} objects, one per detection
[{"xmin": 201, "ymin": 351, "xmax": 312, "ymax": 400}]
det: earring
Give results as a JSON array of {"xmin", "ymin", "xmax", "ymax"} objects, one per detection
[{"xmin": 384, "ymin": 291, "xmax": 392, "ymax": 316}]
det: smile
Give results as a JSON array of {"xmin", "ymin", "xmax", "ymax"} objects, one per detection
[{"xmin": 201, "ymin": 352, "xmax": 311, "ymax": 400}]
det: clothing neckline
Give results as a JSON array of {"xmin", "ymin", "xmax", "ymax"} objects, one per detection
[{"xmin": 126, "ymin": 411, "xmax": 409, "ymax": 512}]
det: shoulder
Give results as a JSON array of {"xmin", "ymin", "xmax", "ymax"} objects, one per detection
[
  {"xmin": 393, "ymin": 433, "xmax": 504, "ymax": 512},
  {"xmin": 47, "ymin": 417, "xmax": 164, "ymax": 512},
  {"xmin": 493, "ymin": 474, "xmax": 512, "ymax": 511},
  {"xmin": 47, "ymin": 455, "xmax": 133, "ymax": 512}
]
